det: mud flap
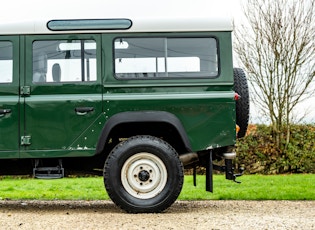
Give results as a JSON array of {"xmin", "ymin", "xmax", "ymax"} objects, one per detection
[{"xmin": 205, "ymin": 150, "xmax": 213, "ymax": 192}]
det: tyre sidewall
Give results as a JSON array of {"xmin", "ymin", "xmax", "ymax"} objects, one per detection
[{"xmin": 104, "ymin": 136, "xmax": 183, "ymax": 213}]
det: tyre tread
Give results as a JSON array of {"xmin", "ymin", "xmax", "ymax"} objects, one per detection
[{"xmin": 234, "ymin": 68, "xmax": 250, "ymax": 138}]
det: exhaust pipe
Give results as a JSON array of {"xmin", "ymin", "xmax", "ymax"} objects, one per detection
[{"xmin": 179, "ymin": 152, "xmax": 199, "ymax": 166}]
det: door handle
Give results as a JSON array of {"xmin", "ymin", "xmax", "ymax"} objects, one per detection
[
  {"xmin": 0, "ymin": 109, "xmax": 12, "ymax": 117},
  {"xmin": 75, "ymin": 107, "xmax": 94, "ymax": 115}
]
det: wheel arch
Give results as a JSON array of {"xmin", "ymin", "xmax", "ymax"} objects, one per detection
[{"xmin": 96, "ymin": 111, "xmax": 192, "ymax": 155}]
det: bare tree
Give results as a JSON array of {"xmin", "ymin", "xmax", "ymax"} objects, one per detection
[{"xmin": 234, "ymin": 0, "xmax": 315, "ymax": 149}]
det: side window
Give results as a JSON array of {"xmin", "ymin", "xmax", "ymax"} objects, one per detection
[
  {"xmin": 114, "ymin": 37, "xmax": 218, "ymax": 79},
  {"xmin": 0, "ymin": 41, "xmax": 13, "ymax": 83},
  {"xmin": 33, "ymin": 40, "xmax": 96, "ymax": 83}
]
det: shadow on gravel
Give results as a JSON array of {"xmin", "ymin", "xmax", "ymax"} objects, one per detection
[
  {"xmin": 0, "ymin": 200, "xmax": 222, "ymax": 214},
  {"xmin": 0, "ymin": 200, "xmax": 123, "ymax": 213}
]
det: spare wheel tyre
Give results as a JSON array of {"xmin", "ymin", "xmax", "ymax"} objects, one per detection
[{"xmin": 233, "ymin": 68, "xmax": 249, "ymax": 138}]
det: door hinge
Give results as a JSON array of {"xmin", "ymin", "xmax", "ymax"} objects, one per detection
[
  {"xmin": 20, "ymin": 86, "xmax": 31, "ymax": 96},
  {"xmin": 21, "ymin": 136, "xmax": 31, "ymax": 146}
]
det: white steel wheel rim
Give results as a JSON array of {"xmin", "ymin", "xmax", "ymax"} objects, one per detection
[{"xmin": 121, "ymin": 152, "xmax": 168, "ymax": 199}]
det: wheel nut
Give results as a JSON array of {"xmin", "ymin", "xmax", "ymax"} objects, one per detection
[{"xmin": 138, "ymin": 170, "xmax": 150, "ymax": 182}]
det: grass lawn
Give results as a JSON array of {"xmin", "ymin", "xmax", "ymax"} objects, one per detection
[
  {"xmin": 0, "ymin": 174, "xmax": 314, "ymax": 201},
  {"xmin": 179, "ymin": 174, "xmax": 315, "ymax": 200}
]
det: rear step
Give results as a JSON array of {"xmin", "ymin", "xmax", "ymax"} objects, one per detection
[{"xmin": 33, "ymin": 159, "xmax": 64, "ymax": 179}]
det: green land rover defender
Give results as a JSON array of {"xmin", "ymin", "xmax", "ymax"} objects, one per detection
[{"xmin": 0, "ymin": 0, "xmax": 249, "ymax": 213}]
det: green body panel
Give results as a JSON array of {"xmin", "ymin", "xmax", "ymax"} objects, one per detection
[
  {"xmin": 0, "ymin": 97, "xmax": 19, "ymax": 156},
  {"xmin": 0, "ymin": 32, "xmax": 235, "ymax": 159},
  {"xmin": 103, "ymin": 90, "xmax": 236, "ymax": 151}
]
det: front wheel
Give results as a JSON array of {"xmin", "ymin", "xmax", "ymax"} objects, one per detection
[{"xmin": 104, "ymin": 135, "xmax": 184, "ymax": 213}]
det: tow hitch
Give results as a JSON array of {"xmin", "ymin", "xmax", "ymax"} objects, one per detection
[
  {"xmin": 205, "ymin": 150, "xmax": 244, "ymax": 192},
  {"xmin": 221, "ymin": 158, "xmax": 244, "ymax": 183},
  {"xmin": 180, "ymin": 150, "xmax": 244, "ymax": 192}
]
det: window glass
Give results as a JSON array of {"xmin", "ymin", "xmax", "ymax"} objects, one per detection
[
  {"xmin": 0, "ymin": 41, "xmax": 13, "ymax": 83},
  {"xmin": 114, "ymin": 37, "xmax": 218, "ymax": 79},
  {"xmin": 33, "ymin": 40, "xmax": 96, "ymax": 83}
]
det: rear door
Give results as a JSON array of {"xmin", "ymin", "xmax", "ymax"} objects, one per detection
[
  {"xmin": 0, "ymin": 37, "xmax": 20, "ymax": 158},
  {"xmin": 21, "ymin": 34, "xmax": 103, "ymax": 158}
]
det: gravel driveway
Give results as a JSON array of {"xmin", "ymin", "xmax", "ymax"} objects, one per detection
[{"xmin": 0, "ymin": 200, "xmax": 314, "ymax": 230}]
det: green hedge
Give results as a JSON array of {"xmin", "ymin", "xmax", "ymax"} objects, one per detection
[{"xmin": 235, "ymin": 124, "xmax": 315, "ymax": 174}]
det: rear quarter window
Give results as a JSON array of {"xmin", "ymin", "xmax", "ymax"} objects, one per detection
[{"xmin": 114, "ymin": 37, "xmax": 218, "ymax": 79}]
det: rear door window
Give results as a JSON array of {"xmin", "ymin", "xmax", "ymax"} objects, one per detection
[
  {"xmin": 0, "ymin": 41, "xmax": 13, "ymax": 83},
  {"xmin": 32, "ymin": 40, "xmax": 97, "ymax": 83}
]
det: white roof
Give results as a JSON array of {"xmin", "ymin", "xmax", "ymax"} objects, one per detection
[{"xmin": 0, "ymin": 0, "xmax": 233, "ymax": 34}]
